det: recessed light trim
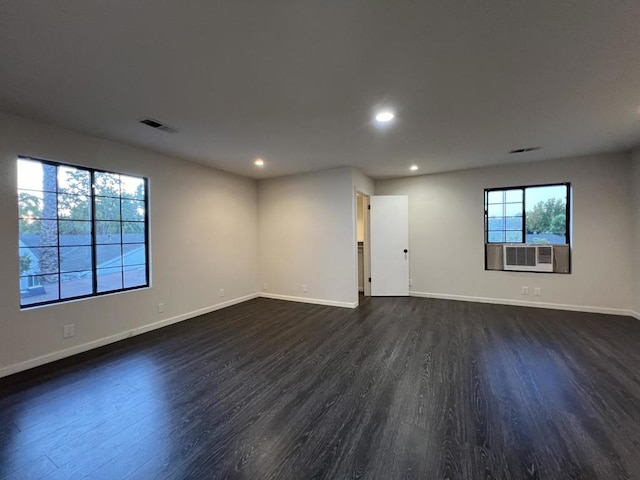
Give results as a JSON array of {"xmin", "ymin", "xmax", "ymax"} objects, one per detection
[
  {"xmin": 254, "ymin": 158, "xmax": 264, "ymax": 167},
  {"xmin": 374, "ymin": 110, "xmax": 395, "ymax": 123}
]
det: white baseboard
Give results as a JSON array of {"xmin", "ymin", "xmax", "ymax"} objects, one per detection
[
  {"xmin": 409, "ymin": 291, "xmax": 634, "ymax": 317},
  {"xmin": 0, "ymin": 293, "xmax": 259, "ymax": 379},
  {"xmin": 631, "ymin": 310, "xmax": 640, "ymax": 321},
  {"xmin": 259, "ymin": 292, "xmax": 357, "ymax": 309}
]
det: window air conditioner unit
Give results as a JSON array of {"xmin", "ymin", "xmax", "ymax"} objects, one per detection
[{"xmin": 503, "ymin": 244, "xmax": 554, "ymax": 272}]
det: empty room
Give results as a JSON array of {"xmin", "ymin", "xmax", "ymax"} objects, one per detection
[{"xmin": 1, "ymin": 1, "xmax": 640, "ymax": 479}]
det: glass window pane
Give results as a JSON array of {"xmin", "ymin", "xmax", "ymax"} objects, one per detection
[
  {"xmin": 525, "ymin": 185, "xmax": 567, "ymax": 209},
  {"xmin": 20, "ymin": 274, "xmax": 59, "ymax": 305},
  {"xmin": 32, "ymin": 192, "xmax": 57, "ymax": 220},
  {"xmin": 18, "ymin": 190, "xmax": 43, "ymax": 220},
  {"xmin": 505, "ymin": 189, "xmax": 523, "ymax": 203},
  {"xmin": 122, "ymin": 222, "xmax": 145, "ymax": 243},
  {"xmin": 58, "ymin": 166, "xmax": 90, "ymax": 195},
  {"xmin": 525, "ymin": 185, "xmax": 568, "ymax": 241},
  {"xmin": 488, "ymin": 231, "xmax": 505, "ymax": 243},
  {"xmin": 123, "ymin": 244, "xmax": 146, "ymax": 266},
  {"xmin": 20, "ymin": 247, "xmax": 59, "ymax": 275},
  {"xmin": 95, "ymin": 196, "xmax": 121, "ymax": 221},
  {"xmin": 504, "ymin": 203, "xmax": 522, "ymax": 216},
  {"xmin": 58, "ymin": 221, "xmax": 92, "ymax": 246},
  {"xmin": 504, "ymin": 216, "xmax": 522, "ymax": 230},
  {"xmin": 505, "ymin": 231, "xmax": 523, "ymax": 243},
  {"xmin": 60, "ymin": 246, "xmax": 92, "ymax": 273},
  {"xmin": 58, "ymin": 194, "xmax": 91, "ymax": 220},
  {"xmin": 60, "ymin": 271, "xmax": 93, "ymax": 299},
  {"xmin": 487, "ymin": 217, "xmax": 504, "ymax": 230},
  {"xmin": 487, "ymin": 191, "xmax": 504, "ymax": 204},
  {"xmin": 527, "ymin": 234, "xmax": 551, "ymax": 244},
  {"xmin": 124, "ymin": 266, "xmax": 147, "ymax": 288},
  {"xmin": 18, "ymin": 159, "xmax": 54, "ymax": 191},
  {"xmin": 121, "ymin": 175, "xmax": 145, "ymax": 200},
  {"xmin": 121, "ymin": 199, "xmax": 145, "ymax": 221},
  {"xmin": 97, "ymin": 267, "xmax": 123, "ymax": 293},
  {"xmin": 97, "ymin": 244, "xmax": 122, "ymax": 267},
  {"xmin": 94, "ymin": 172, "xmax": 121, "ymax": 197},
  {"xmin": 487, "ymin": 204, "xmax": 504, "ymax": 218},
  {"xmin": 95, "ymin": 221, "xmax": 122, "ymax": 244},
  {"xmin": 19, "ymin": 219, "xmax": 58, "ymax": 246}
]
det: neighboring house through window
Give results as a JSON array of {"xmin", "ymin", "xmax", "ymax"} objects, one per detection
[{"xmin": 18, "ymin": 157, "xmax": 149, "ymax": 307}]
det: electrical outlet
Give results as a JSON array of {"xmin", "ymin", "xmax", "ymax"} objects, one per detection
[
  {"xmin": 302, "ymin": 284, "xmax": 308, "ymax": 293},
  {"xmin": 158, "ymin": 303, "xmax": 165, "ymax": 313},
  {"xmin": 63, "ymin": 324, "xmax": 75, "ymax": 338},
  {"xmin": 409, "ymin": 278, "xmax": 413, "ymax": 287},
  {"xmin": 534, "ymin": 287, "xmax": 541, "ymax": 296},
  {"xmin": 522, "ymin": 286, "xmax": 529, "ymax": 295},
  {"xmin": 220, "ymin": 288, "xmax": 225, "ymax": 297}
]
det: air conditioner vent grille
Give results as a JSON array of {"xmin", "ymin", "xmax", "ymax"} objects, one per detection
[
  {"xmin": 538, "ymin": 246, "xmax": 553, "ymax": 264},
  {"xmin": 503, "ymin": 244, "xmax": 554, "ymax": 272}
]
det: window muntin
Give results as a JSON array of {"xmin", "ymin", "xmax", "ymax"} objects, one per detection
[
  {"xmin": 17, "ymin": 157, "xmax": 149, "ymax": 307},
  {"xmin": 485, "ymin": 183, "xmax": 569, "ymax": 245}
]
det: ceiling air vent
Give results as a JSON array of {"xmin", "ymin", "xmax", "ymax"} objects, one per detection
[
  {"xmin": 139, "ymin": 117, "xmax": 178, "ymax": 133},
  {"xmin": 509, "ymin": 147, "xmax": 541, "ymax": 154}
]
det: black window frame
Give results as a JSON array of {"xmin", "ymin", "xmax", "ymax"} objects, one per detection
[
  {"xmin": 484, "ymin": 182, "xmax": 571, "ymax": 274},
  {"xmin": 17, "ymin": 156, "xmax": 150, "ymax": 308},
  {"xmin": 484, "ymin": 182, "xmax": 571, "ymax": 246}
]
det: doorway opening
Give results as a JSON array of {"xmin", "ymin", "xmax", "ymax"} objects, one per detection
[{"xmin": 356, "ymin": 192, "xmax": 371, "ymax": 298}]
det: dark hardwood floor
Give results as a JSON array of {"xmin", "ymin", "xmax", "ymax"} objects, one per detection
[{"xmin": 1, "ymin": 296, "xmax": 640, "ymax": 479}]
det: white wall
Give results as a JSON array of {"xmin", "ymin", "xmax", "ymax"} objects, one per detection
[
  {"xmin": 632, "ymin": 148, "xmax": 640, "ymax": 318},
  {"xmin": 258, "ymin": 167, "xmax": 357, "ymax": 307},
  {"xmin": 375, "ymin": 153, "xmax": 633, "ymax": 315},
  {"xmin": 0, "ymin": 112, "xmax": 259, "ymax": 376},
  {"xmin": 352, "ymin": 167, "xmax": 375, "ymax": 197}
]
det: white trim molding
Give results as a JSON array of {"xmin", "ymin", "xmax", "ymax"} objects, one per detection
[
  {"xmin": 0, "ymin": 293, "xmax": 259, "ymax": 379},
  {"xmin": 260, "ymin": 292, "xmax": 357, "ymax": 309},
  {"xmin": 631, "ymin": 310, "xmax": 640, "ymax": 321},
  {"xmin": 410, "ymin": 291, "xmax": 634, "ymax": 317}
]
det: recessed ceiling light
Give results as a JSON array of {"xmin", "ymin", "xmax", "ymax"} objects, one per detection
[
  {"xmin": 374, "ymin": 110, "xmax": 395, "ymax": 123},
  {"xmin": 410, "ymin": 165, "xmax": 419, "ymax": 171},
  {"xmin": 254, "ymin": 158, "xmax": 264, "ymax": 167}
]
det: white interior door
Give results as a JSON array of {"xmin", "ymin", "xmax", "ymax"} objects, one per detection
[{"xmin": 370, "ymin": 195, "xmax": 409, "ymax": 296}]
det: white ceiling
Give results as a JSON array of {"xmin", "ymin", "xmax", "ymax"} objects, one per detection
[{"xmin": 1, "ymin": 1, "xmax": 640, "ymax": 180}]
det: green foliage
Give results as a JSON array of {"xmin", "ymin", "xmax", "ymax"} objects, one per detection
[
  {"xmin": 550, "ymin": 213, "xmax": 566, "ymax": 236},
  {"xmin": 526, "ymin": 198, "xmax": 566, "ymax": 235},
  {"xmin": 18, "ymin": 192, "xmax": 43, "ymax": 234},
  {"xmin": 56, "ymin": 169, "xmax": 145, "ymax": 234},
  {"xmin": 19, "ymin": 254, "xmax": 32, "ymax": 275}
]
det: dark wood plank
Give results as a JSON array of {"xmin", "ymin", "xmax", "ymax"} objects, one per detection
[{"xmin": 1, "ymin": 296, "xmax": 639, "ymax": 479}]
